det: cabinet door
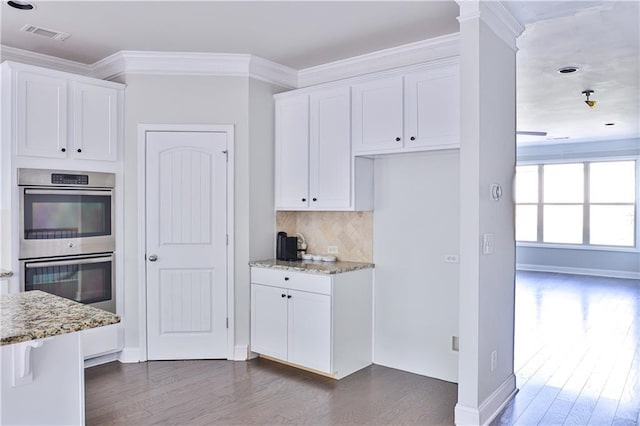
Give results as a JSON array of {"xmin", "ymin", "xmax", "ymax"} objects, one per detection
[
  {"xmin": 309, "ymin": 87, "xmax": 352, "ymax": 209},
  {"xmin": 72, "ymin": 82, "xmax": 118, "ymax": 161},
  {"xmin": 287, "ymin": 289, "xmax": 331, "ymax": 373},
  {"xmin": 351, "ymin": 76, "xmax": 403, "ymax": 154},
  {"xmin": 404, "ymin": 64, "xmax": 460, "ymax": 149},
  {"xmin": 15, "ymin": 71, "xmax": 68, "ymax": 158},
  {"xmin": 251, "ymin": 284, "xmax": 288, "ymax": 360},
  {"xmin": 275, "ymin": 95, "xmax": 310, "ymax": 209}
]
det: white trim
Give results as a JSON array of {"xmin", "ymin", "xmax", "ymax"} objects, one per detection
[
  {"xmin": 137, "ymin": 124, "xmax": 236, "ymax": 361},
  {"xmin": 517, "ymin": 241, "xmax": 639, "ymax": 254},
  {"xmin": 457, "ymin": 1, "xmax": 523, "ymax": 51},
  {"xmin": 454, "ymin": 374, "xmax": 517, "ymax": 425},
  {"xmin": 516, "ymin": 264, "xmax": 640, "ymax": 280},
  {"xmin": 0, "ymin": 45, "xmax": 92, "ymax": 76},
  {"xmin": 297, "ymin": 33, "xmax": 460, "ymax": 87},
  {"xmin": 232, "ymin": 345, "xmax": 249, "ymax": 361},
  {"xmin": 118, "ymin": 347, "xmax": 142, "ymax": 363},
  {"xmin": 84, "ymin": 352, "xmax": 120, "ymax": 368},
  {"xmin": 92, "ymin": 51, "xmax": 298, "ymax": 88}
]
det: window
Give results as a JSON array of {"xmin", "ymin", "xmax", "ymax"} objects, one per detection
[{"xmin": 515, "ymin": 160, "xmax": 637, "ymax": 248}]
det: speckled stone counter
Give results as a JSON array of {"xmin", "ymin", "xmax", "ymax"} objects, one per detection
[
  {"xmin": 0, "ymin": 290, "xmax": 120, "ymax": 346},
  {"xmin": 250, "ymin": 259, "xmax": 374, "ymax": 274},
  {"xmin": 0, "ymin": 269, "xmax": 12, "ymax": 279}
]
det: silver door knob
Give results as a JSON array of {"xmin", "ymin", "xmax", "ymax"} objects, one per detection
[{"xmin": 148, "ymin": 254, "xmax": 158, "ymax": 262}]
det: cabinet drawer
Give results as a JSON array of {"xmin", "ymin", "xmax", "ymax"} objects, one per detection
[{"xmin": 251, "ymin": 267, "xmax": 332, "ymax": 295}]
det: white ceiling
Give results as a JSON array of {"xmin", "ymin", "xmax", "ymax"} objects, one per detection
[{"xmin": 0, "ymin": 1, "xmax": 638, "ymax": 145}]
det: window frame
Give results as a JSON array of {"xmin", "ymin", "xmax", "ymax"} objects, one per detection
[{"xmin": 515, "ymin": 156, "xmax": 639, "ymax": 252}]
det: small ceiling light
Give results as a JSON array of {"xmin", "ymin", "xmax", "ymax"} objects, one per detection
[
  {"xmin": 605, "ymin": 123, "xmax": 615, "ymax": 126},
  {"xmin": 557, "ymin": 66, "xmax": 579, "ymax": 74},
  {"xmin": 7, "ymin": 1, "xmax": 35, "ymax": 10},
  {"xmin": 582, "ymin": 90, "xmax": 596, "ymax": 108}
]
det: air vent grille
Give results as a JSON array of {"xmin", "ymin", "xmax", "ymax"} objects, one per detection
[{"xmin": 20, "ymin": 24, "xmax": 70, "ymax": 41}]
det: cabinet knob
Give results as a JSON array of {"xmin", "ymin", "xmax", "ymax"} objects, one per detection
[
  {"xmin": 302, "ymin": 198, "xmax": 306, "ymax": 202},
  {"xmin": 287, "ymin": 295, "xmax": 292, "ymax": 299},
  {"xmin": 77, "ymin": 148, "xmax": 82, "ymax": 153},
  {"xmin": 281, "ymin": 294, "xmax": 286, "ymax": 298},
  {"xmin": 61, "ymin": 148, "xmax": 66, "ymax": 152},
  {"xmin": 410, "ymin": 136, "xmax": 416, "ymax": 141},
  {"xmin": 284, "ymin": 277, "xmax": 289, "ymax": 281},
  {"xmin": 312, "ymin": 197, "xmax": 317, "ymax": 202},
  {"xmin": 395, "ymin": 137, "xmax": 401, "ymax": 142}
]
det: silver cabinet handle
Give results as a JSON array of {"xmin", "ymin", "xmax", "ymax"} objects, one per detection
[{"xmin": 148, "ymin": 254, "xmax": 158, "ymax": 262}]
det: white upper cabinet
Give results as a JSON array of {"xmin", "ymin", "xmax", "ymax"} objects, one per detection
[
  {"xmin": 275, "ymin": 94, "xmax": 310, "ymax": 209},
  {"xmin": 309, "ymin": 86, "xmax": 352, "ymax": 209},
  {"xmin": 404, "ymin": 64, "xmax": 460, "ymax": 150},
  {"xmin": 351, "ymin": 60, "xmax": 460, "ymax": 155},
  {"xmin": 72, "ymin": 82, "xmax": 119, "ymax": 161},
  {"xmin": 15, "ymin": 71, "xmax": 68, "ymax": 158},
  {"xmin": 5, "ymin": 61, "xmax": 124, "ymax": 162},
  {"xmin": 275, "ymin": 87, "xmax": 372, "ymax": 211},
  {"xmin": 351, "ymin": 76, "xmax": 404, "ymax": 154}
]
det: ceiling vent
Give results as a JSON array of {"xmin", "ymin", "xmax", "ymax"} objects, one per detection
[{"xmin": 20, "ymin": 24, "xmax": 70, "ymax": 41}]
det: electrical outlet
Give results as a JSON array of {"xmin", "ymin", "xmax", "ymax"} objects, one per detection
[
  {"xmin": 452, "ymin": 336, "xmax": 459, "ymax": 352},
  {"xmin": 327, "ymin": 245, "xmax": 338, "ymax": 254},
  {"xmin": 482, "ymin": 234, "xmax": 494, "ymax": 255},
  {"xmin": 444, "ymin": 254, "xmax": 459, "ymax": 263},
  {"xmin": 491, "ymin": 350, "xmax": 498, "ymax": 372}
]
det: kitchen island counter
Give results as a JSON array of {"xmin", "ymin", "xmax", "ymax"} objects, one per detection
[
  {"xmin": 1, "ymin": 291, "xmax": 120, "ymax": 425},
  {"xmin": 249, "ymin": 259, "xmax": 374, "ymax": 275}
]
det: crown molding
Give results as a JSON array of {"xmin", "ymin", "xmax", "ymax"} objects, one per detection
[
  {"xmin": 297, "ymin": 32, "xmax": 460, "ymax": 87},
  {"xmin": 0, "ymin": 45, "xmax": 92, "ymax": 76},
  {"xmin": 91, "ymin": 51, "xmax": 298, "ymax": 88},
  {"xmin": 457, "ymin": 1, "xmax": 523, "ymax": 51}
]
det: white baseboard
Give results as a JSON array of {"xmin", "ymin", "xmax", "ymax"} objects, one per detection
[
  {"xmin": 84, "ymin": 352, "xmax": 120, "ymax": 368},
  {"xmin": 118, "ymin": 347, "xmax": 142, "ymax": 363},
  {"xmin": 454, "ymin": 374, "xmax": 517, "ymax": 425},
  {"xmin": 232, "ymin": 345, "xmax": 249, "ymax": 361},
  {"xmin": 517, "ymin": 263, "xmax": 640, "ymax": 280}
]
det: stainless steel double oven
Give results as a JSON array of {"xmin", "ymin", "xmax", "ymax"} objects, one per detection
[{"xmin": 18, "ymin": 168, "xmax": 116, "ymax": 313}]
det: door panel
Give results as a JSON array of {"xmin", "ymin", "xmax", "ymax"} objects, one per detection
[
  {"xmin": 251, "ymin": 284, "xmax": 288, "ymax": 360},
  {"xmin": 72, "ymin": 82, "xmax": 118, "ymax": 161},
  {"xmin": 146, "ymin": 130, "xmax": 228, "ymax": 360},
  {"xmin": 287, "ymin": 289, "xmax": 331, "ymax": 373}
]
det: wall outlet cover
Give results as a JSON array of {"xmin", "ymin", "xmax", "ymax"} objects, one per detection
[{"xmin": 327, "ymin": 245, "xmax": 338, "ymax": 254}]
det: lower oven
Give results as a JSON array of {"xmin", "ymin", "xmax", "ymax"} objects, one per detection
[{"xmin": 20, "ymin": 253, "xmax": 115, "ymax": 313}]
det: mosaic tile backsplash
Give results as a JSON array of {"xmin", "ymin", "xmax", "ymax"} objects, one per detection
[{"xmin": 275, "ymin": 211, "xmax": 373, "ymax": 263}]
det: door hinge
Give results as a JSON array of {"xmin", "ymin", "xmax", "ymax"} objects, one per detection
[
  {"xmin": 226, "ymin": 234, "xmax": 229, "ymax": 245},
  {"xmin": 222, "ymin": 150, "xmax": 228, "ymax": 162},
  {"xmin": 226, "ymin": 318, "xmax": 229, "ymax": 329}
]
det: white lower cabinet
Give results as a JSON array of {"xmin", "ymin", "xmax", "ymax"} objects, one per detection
[{"xmin": 250, "ymin": 266, "xmax": 373, "ymax": 379}]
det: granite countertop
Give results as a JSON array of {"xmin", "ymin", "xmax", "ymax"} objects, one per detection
[
  {"xmin": 0, "ymin": 290, "xmax": 120, "ymax": 346},
  {"xmin": 0, "ymin": 269, "xmax": 13, "ymax": 279},
  {"xmin": 250, "ymin": 259, "xmax": 374, "ymax": 275}
]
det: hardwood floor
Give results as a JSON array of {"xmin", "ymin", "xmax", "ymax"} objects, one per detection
[
  {"xmin": 85, "ymin": 271, "xmax": 639, "ymax": 425},
  {"xmin": 493, "ymin": 272, "xmax": 640, "ymax": 426},
  {"xmin": 85, "ymin": 358, "xmax": 457, "ymax": 425}
]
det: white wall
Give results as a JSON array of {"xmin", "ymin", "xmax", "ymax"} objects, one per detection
[
  {"xmin": 456, "ymin": 4, "xmax": 519, "ymax": 423},
  {"xmin": 516, "ymin": 138, "xmax": 640, "ymax": 278},
  {"xmin": 119, "ymin": 74, "xmax": 279, "ymax": 358},
  {"xmin": 373, "ymin": 151, "xmax": 460, "ymax": 382}
]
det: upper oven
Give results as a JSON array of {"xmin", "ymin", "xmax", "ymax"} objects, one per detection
[{"xmin": 18, "ymin": 168, "xmax": 115, "ymax": 259}]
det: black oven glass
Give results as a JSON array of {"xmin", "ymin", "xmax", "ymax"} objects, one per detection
[
  {"xmin": 23, "ymin": 193, "xmax": 111, "ymax": 239},
  {"xmin": 25, "ymin": 259, "xmax": 112, "ymax": 305}
]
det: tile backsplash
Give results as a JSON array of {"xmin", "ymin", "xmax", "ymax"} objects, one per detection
[{"xmin": 276, "ymin": 211, "xmax": 373, "ymax": 263}]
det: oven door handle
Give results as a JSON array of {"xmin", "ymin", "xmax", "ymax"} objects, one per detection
[
  {"xmin": 24, "ymin": 189, "xmax": 112, "ymax": 196},
  {"xmin": 24, "ymin": 256, "xmax": 113, "ymax": 269}
]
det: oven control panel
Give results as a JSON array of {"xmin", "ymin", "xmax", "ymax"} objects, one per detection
[{"xmin": 51, "ymin": 173, "xmax": 89, "ymax": 185}]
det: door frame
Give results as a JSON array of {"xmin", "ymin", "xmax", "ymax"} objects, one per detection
[{"xmin": 137, "ymin": 124, "xmax": 235, "ymax": 361}]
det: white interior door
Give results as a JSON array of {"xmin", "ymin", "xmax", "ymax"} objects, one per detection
[{"xmin": 145, "ymin": 130, "xmax": 228, "ymax": 360}]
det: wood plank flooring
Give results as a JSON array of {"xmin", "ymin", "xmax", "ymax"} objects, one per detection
[
  {"xmin": 493, "ymin": 272, "xmax": 640, "ymax": 426},
  {"xmin": 85, "ymin": 358, "xmax": 457, "ymax": 425},
  {"xmin": 85, "ymin": 271, "xmax": 639, "ymax": 425}
]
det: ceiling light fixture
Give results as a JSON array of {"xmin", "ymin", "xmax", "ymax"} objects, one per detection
[
  {"xmin": 582, "ymin": 90, "xmax": 596, "ymax": 108},
  {"xmin": 7, "ymin": 1, "xmax": 35, "ymax": 10},
  {"xmin": 557, "ymin": 66, "xmax": 579, "ymax": 74}
]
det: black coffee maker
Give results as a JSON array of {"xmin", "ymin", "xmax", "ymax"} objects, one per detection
[{"xmin": 276, "ymin": 232, "xmax": 298, "ymax": 261}]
